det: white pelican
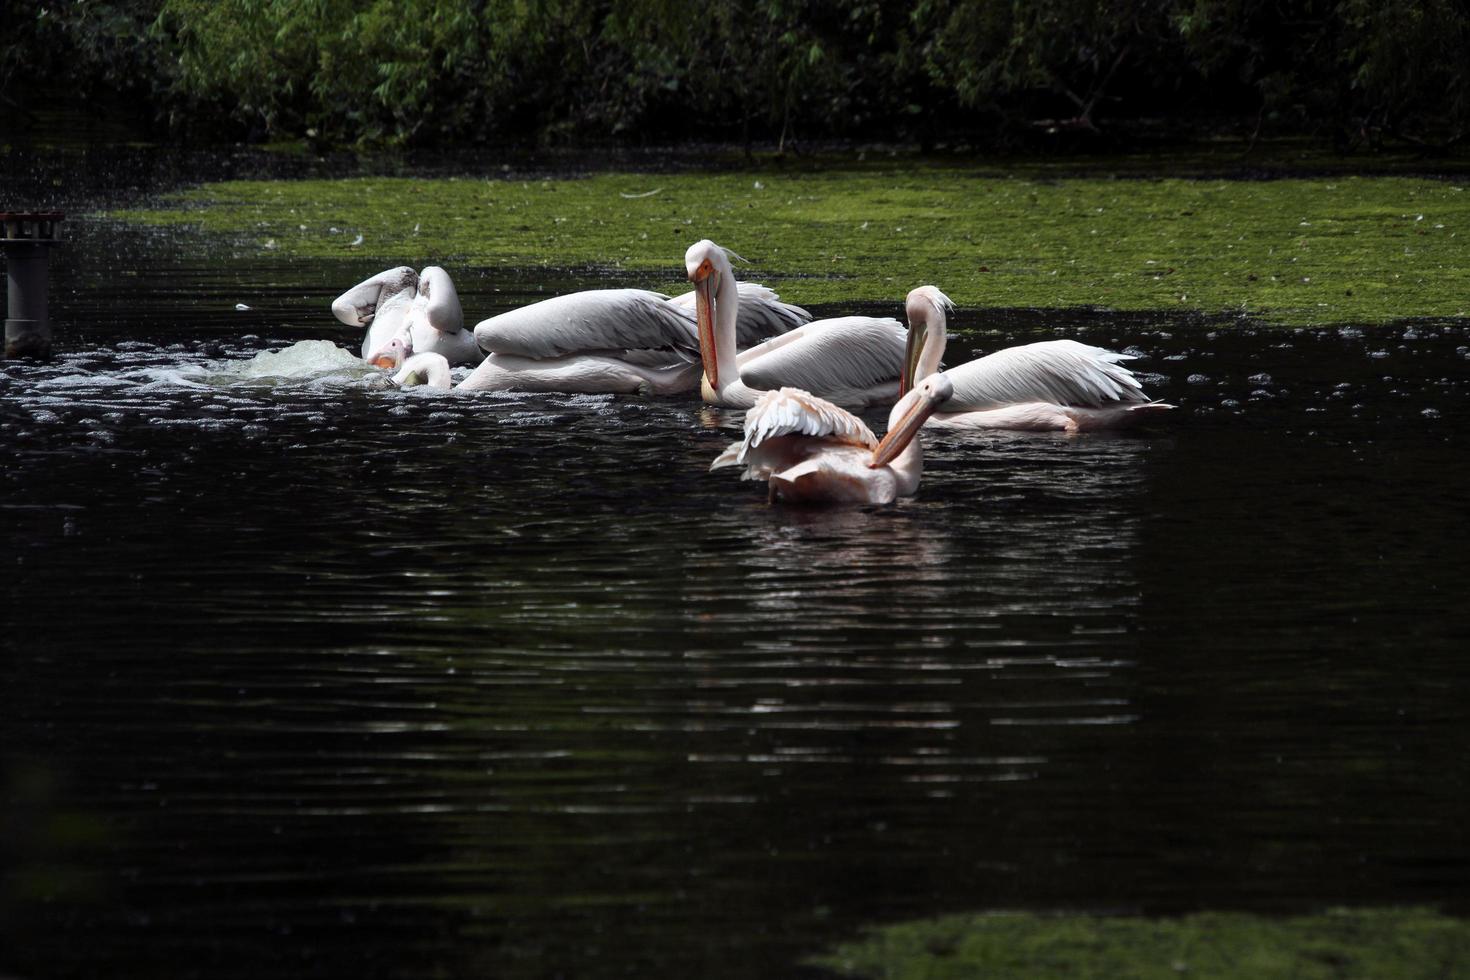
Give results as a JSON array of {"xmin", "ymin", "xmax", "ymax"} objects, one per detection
[
  {"xmin": 469, "ymin": 283, "xmax": 809, "ymax": 394},
  {"xmin": 685, "ymin": 240, "xmax": 906, "ymax": 410},
  {"xmin": 710, "ymin": 376, "xmax": 953, "ymax": 505},
  {"xmin": 902, "ymin": 286, "xmax": 1173, "ymax": 431},
  {"xmin": 390, "ymin": 352, "xmax": 454, "ymax": 389},
  {"xmin": 332, "ymin": 266, "xmax": 483, "ymax": 369}
]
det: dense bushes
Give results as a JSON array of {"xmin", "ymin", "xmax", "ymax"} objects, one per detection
[{"xmin": 4, "ymin": 0, "xmax": 1469, "ymax": 149}]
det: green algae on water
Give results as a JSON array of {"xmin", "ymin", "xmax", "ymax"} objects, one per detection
[
  {"xmin": 810, "ymin": 907, "xmax": 1470, "ymax": 979},
  {"xmin": 114, "ymin": 168, "xmax": 1470, "ymax": 327}
]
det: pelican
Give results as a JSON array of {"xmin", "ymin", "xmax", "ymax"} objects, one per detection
[
  {"xmin": 710, "ymin": 376, "xmax": 953, "ymax": 505},
  {"xmin": 332, "ymin": 266, "xmax": 483, "ymax": 369},
  {"xmin": 902, "ymin": 286, "xmax": 1173, "ymax": 431},
  {"xmin": 685, "ymin": 240, "xmax": 906, "ymax": 410},
  {"xmin": 469, "ymin": 283, "xmax": 809, "ymax": 394},
  {"xmin": 390, "ymin": 352, "xmax": 455, "ymax": 389}
]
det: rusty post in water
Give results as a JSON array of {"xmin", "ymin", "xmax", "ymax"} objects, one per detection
[{"xmin": 2, "ymin": 211, "xmax": 65, "ymax": 359}]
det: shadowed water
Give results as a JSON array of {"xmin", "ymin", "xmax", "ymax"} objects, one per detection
[{"xmin": 3, "ymin": 217, "xmax": 1469, "ymax": 979}]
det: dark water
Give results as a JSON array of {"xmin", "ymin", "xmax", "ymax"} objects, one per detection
[{"xmin": 3, "ymin": 214, "xmax": 1470, "ymax": 979}]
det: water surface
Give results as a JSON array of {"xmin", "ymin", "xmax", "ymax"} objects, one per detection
[{"xmin": 3, "ymin": 214, "xmax": 1469, "ymax": 979}]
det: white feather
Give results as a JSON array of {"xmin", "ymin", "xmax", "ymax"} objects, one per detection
[
  {"xmin": 945, "ymin": 339, "xmax": 1147, "ymax": 411},
  {"xmin": 739, "ymin": 317, "xmax": 906, "ymax": 394},
  {"xmin": 722, "ymin": 387, "xmax": 877, "ymax": 471},
  {"xmin": 332, "ymin": 266, "xmax": 418, "ymax": 327},
  {"xmin": 474, "ymin": 289, "xmax": 699, "ymax": 359}
]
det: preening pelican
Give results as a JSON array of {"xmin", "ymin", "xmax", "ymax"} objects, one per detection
[
  {"xmin": 391, "ymin": 352, "xmax": 454, "ymax": 389},
  {"xmin": 469, "ymin": 283, "xmax": 809, "ymax": 394},
  {"xmin": 710, "ymin": 376, "xmax": 953, "ymax": 505},
  {"xmin": 333, "ymin": 266, "xmax": 482, "ymax": 369},
  {"xmin": 902, "ymin": 286, "xmax": 1173, "ymax": 431},
  {"xmin": 686, "ymin": 240, "xmax": 906, "ymax": 410}
]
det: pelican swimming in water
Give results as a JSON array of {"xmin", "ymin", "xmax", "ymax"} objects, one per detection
[
  {"xmin": 390, "ymin": 352, "xmax": 456, "ymax": 389},
  {"xmin": 468, "ymin": 282, "xmax": 809, "ymax": 394},
  {"xmin": 901, "ymin": 286, "xmax": 1173, "ymax": 431},
  {"xmin": 685, "ymin": 240, "xmax": 906, "ymax": 410},
  {"xmin": 710, "ymin": 376, "xmax": 954, "ymax": 505},
  {"xmin": 332, "ymin": 266, "xmax": 483, "ymax": 369}
]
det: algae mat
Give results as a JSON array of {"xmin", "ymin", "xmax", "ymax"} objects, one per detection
[
  {"xmin": 811, "ymin": 908, "xmax": 1470, "ymax": 979},
  {"xmin": 117, "ymin": 169, "xmax": 1470, "ymax": 327}
]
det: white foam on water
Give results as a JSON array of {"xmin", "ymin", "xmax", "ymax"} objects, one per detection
[{"xmin": 205, "ymin": 340, "xmax": 370, "ymax": 383}]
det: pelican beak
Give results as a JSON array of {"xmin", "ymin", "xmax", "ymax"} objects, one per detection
[
  {"xmin": 901, "ymin": 320, "xmax": 927, "ymax": 397},
  {"xmin": 870, "ymin": 384, "xmax": 947, "ymax": 469},
  {"xmin": 368, "ymin": 336, "xmax": 410, "ymax": 371},
  {"xmin": 690, "ymin": 258, "xmax": 719, "ymax": 390}
]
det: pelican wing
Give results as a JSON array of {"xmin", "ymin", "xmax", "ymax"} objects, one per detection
[
  {"xmin": 474, "ymin": 289, "xmax": 698, "ymax": 358},
  {"xmin": 416, "ymin": 266, "xmax": 464, "ymax": 334},
  {"xmin": 739, "ymin": 387, "xmax": 877, "ymax": 459},
  {"xmin": 740, "ymin": 317, "xmax": 906, "ymax": 394},
  {"xmin": 669, "ymin": 282, "xmax": 811, "ymax": 346},
  {"xmin": 711, "ymin": 387, "xmax": 877, "ymax": 476},
  {"xmin": 332, "ymin": 266, "xmax": 418, "ymax": 326},
  {"xmin": 947, "ymin": 340, "xmax": 1148, "ymax": 410}
]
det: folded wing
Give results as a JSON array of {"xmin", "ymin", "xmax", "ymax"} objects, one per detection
[
  {"xmin": 474, "ymin": 289, "xmax": 699, "ymax": 359},
  {"xmin": 711, "ymin": 387, "xmax": 878, "ymax": 477},
  {"xmin": 739, "ymin": 317, "xmax": 906, "ymax": 394},
  {"xmin": 946, "ymin": 339, "xmax": 1148, "ymax": 410}
]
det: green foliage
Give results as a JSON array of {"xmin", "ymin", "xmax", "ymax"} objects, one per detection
[
  {"xmin": 112, "ymin": 160, "xmax": 1470, "ymax": 327},
  {"xmin": 6, "ymin": 1, "xmax": 1470, "ymax": 148},
  {"xmin": 0, "ymin": 1, "xmax": 165, "ymax": 115},
  {"xmin": 912, "ymin": 0, "xmax": 1189, "ymax": 130},
  {"xmin": 811, "ymin": 908, "xmax": 1470, "ymax": 979}
]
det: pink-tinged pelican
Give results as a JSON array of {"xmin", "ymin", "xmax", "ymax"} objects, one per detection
[
  {"xmin": 686, "ymin": 240, "xmax": 906, "ymax": 410},
  {"xmin": 710, "ymin": 376, "xmax": 954, "ymax": 505},
  {"xmin": 469, "ymin": 283, "xmax": 809, "ymax": 394},
  {"xmin": 333, "ymin": 266, "xmax": 483, "ymax": 369},
  {"xmin": 390, "ymin": 352, "xmax": 454, "ymax": 389},
  {"xmin": 902, "ymin": 286, "xmax": 1173, "ymax": 431}
]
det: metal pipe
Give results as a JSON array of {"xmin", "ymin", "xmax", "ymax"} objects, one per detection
[{"xmin": 1, "ymin": 211, "xmax": 65, "ymax": 360}]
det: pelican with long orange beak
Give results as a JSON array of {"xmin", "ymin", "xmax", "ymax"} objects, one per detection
[
  {"xmin": 710, "ymin": 375, "xmax": 953, "ymax": 505},
  {"xmin": 901, "ymin": 285, "xmax": 1173, "ymax": 431},
  {"xmin": 332, "ymin": 266, "xmax": 482, "ymax": 370},
  {"xmin": 686, "ymin": 240, "xmax": 906, "ymax": 410}
]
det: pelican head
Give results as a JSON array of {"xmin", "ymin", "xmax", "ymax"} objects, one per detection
[
  {"xmin": 870, "ymin": 372, "xmax": 953, "ymax": 468},
  {"xmin": 367, "ymin": 333, "xmax": 411, "ymax": 371},
  {"xmin": 901, "ymin": 285, "xmax": 954, "ymax": 396},
  {"xmin": 685, "ymin": 239, "xmax": 733, "ymax": 389}
]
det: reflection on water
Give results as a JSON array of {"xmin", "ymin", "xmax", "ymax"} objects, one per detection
[{"xmin": 3, "ymin": 225, "xmax": 1470, "ymax": 979}]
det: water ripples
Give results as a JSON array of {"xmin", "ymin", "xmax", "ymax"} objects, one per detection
[{"xmin": 5, "ymin": 272, "xmax": 1470, "ymax": 978}]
